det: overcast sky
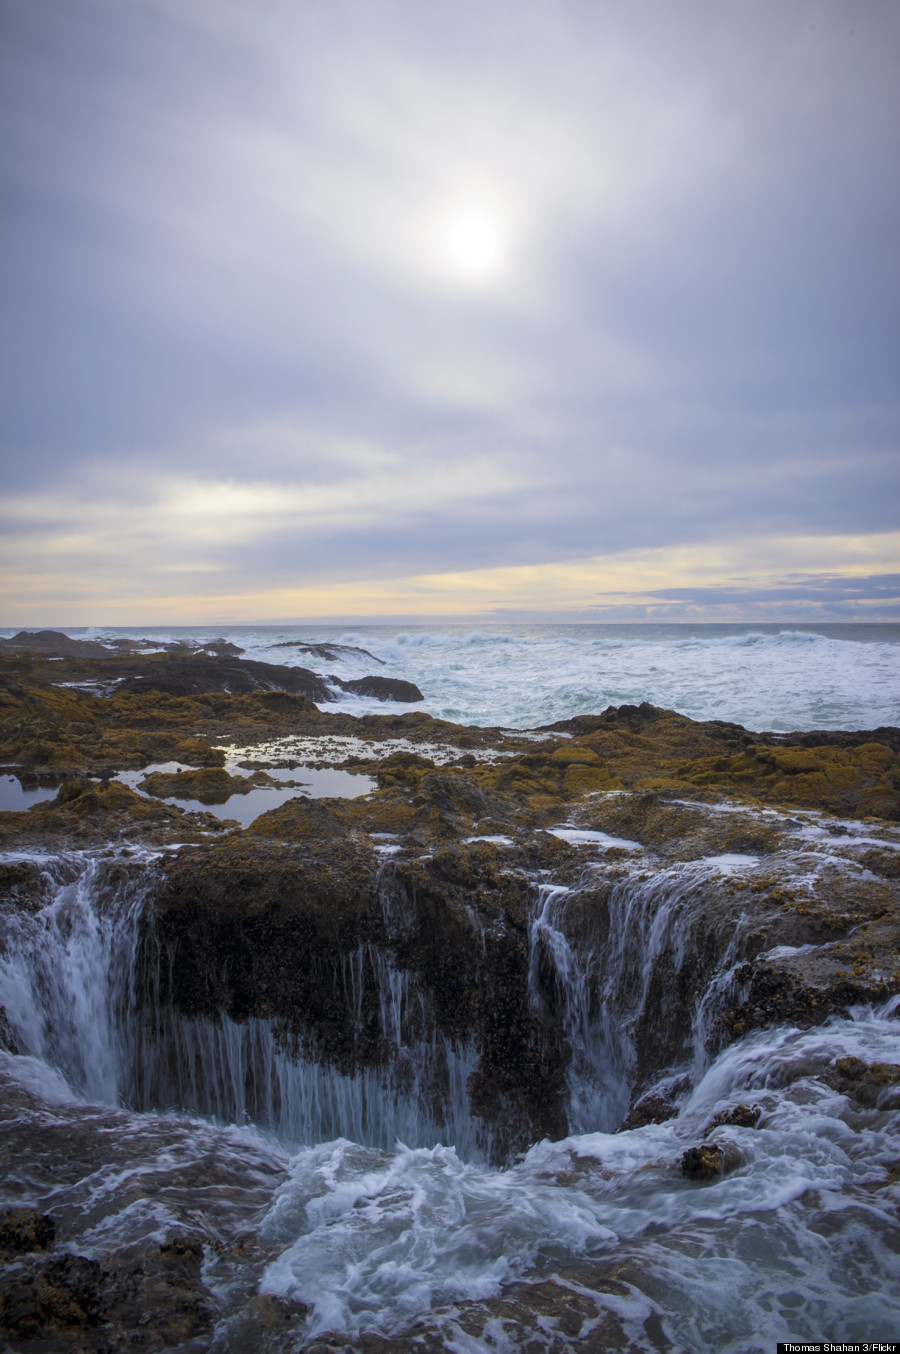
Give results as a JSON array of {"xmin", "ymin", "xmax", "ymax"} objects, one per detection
[{"xmin": 1, "ymin": 0, "xmax": 898, "ymax": 625}]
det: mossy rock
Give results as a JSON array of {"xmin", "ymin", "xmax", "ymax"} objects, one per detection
[
  {"xmin": 0, "ymin": 779, "xmax": 231, "ymax": 849},
  {"xmin": 140, "ymin": 768, "xmax": 255, "ymax": 804},
  {"xmin": 0, "ymin": 1209, "xmax": 56, "ymax": 1256},
  {"xmin": 562, "ymin": 764, "xmax": 619, "ymax": 798},
  {"xmin": 675, "ymin": 741, "xmax": 899, "ymax": 818},
  {"xmin": 550, "ymin": 745, "xmax": 602, "ymax": 766},
  {"xmin": 149, "ymin": 836, "xmax": 383, "ymax": 1054},
  {"xmin": 246, "ymin": 797, "xmax": 355, "ymax": 840},
  {"xmin": 171, "ymin": 738, "xmax": 225, "ymax": 767}
]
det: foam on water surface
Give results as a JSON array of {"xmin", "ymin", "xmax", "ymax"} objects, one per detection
[
  {"xmin": 248, "ymin": 1003, "xmax": 900, "ymax": 1347},
  {"xmin": 74, "ymin": 621, "xmax": 900, "ymax": 731},
  {"xmin": 548, "ymin": 827, "xmax": 642, "ymax": 851}
]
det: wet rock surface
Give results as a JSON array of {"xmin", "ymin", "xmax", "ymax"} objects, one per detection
[
  {"xmin": 2, "ymin": 640, "xmax": 899, "ymax": 1139},
  {"xmin": 0, "ymin": 629, "xmax": 243, "ymax": 660},
  {"xmin": 0, "ymin": 1210, "xmax": 56, "ymax": 1256},
  {"xmin": 139, "ymin": 766, "xmax": 259, "ymax": 803},
  {"xmin": 680, "ymin": 1141, "xmax": 742, "ymax": 1181},
  {"xmin": 330, "ymin": 674, "xmax": 424, "ymax": 702},
  {"xmin": 0, "ymin": 1236, "xmax": 216, "ymax": 1351},
  {"xmin": 2, "ymin": 645, "xmax": 900, "ymax": 1348},
  {"xmin": 619, "ymin": 1092, "xmax": 681, "ymax": 1131},
  {"xmin": 271, "ymin": 640, "xmax": 384, "ymax": 664},
  {"xmin": 298, "ymin": 1271, "xmax": 660, "ymax": 1353},
  {"xmin": 704, "ymin": 1103, "xmax": 762, "ymax": 1133},
  {"xmin": 823, "ymin": 1054, "xmax": 900, "ymax": 1108}
]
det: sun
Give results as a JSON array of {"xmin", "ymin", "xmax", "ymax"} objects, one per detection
[{"xmin": 441, "ymin": 207, "xmax": 505, "ymax": 280}]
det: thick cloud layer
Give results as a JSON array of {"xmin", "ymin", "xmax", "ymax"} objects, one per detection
[{"xmin": 1, "ymin": 0, "xmax": 898, "ymax": 622}]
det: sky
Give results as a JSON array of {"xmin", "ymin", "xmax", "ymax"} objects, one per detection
[{"xmin": 1, "ymin": 0, "xmax": 898, "ymax": 626}]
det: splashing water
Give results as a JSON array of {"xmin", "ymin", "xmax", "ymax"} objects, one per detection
[{"xmin": 1, "ymin": 831, "xmax": 898, "ymax": 1351}]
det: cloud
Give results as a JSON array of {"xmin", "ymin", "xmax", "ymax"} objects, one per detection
[
  {"xmin": 3, "ymin": 523, "xmax": 898, "ymax": 627},
  {"xmin": 0, "ymin": 0, "xmax": 898, "ymax": 621}
]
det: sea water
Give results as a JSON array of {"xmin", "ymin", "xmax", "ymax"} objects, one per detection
[{"xmin": 69, "ymin": 621, "xmax": 900, "ymax": 731}]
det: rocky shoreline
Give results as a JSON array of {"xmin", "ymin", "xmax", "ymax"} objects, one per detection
[{"xmin": 1, "ymin": 634, "xmax": 899, "ymax": 1350}]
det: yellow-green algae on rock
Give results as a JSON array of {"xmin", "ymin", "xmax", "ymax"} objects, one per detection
[
  {"xmin": 2, "ymin": 648, "xmax": 899, "ymax": 1142},
  {"xmin": 139, "ymin": 767, "xmax": 261, "ymax": 804}
]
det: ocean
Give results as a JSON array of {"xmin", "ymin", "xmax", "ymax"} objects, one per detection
[
  {"xmin": 1, "ymin": 622, "xmax": 899, "ymax": 1351},
  {"xmin": 78, "ymin": 621, "xmax": 900, "ymax": 731}
]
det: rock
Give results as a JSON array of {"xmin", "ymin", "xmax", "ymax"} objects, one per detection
[
  {"xmin": 246, "ymin": 796, "xmax": 355, "ymax": 840},
  {"xmin": 680, "ymin": 1141, "xmax": 741, "ymax": 1181},
  {"xmin": 140, "ymin": 767, "xmax": 256, "ymax": 804},
  {"xmin": 0, "ymin": 1208, "xmax": 55, "ymax": 1255},
  {"xmin": 332, "ymin": 675, "xmax": 424, "ymax": 702},
  {"xmin": 147, "ymin": 836, "xmax": 383, "ymax": 1053},
  {"xmin": 116, "ymin": 654, "xmax": 333, "ymax": 700},
  {"xmin": 198, "ymin": 638, "xmax": 245, "ymax": 657},
  {"xmin": 0, "ymin": 1006, "xmax": 20, "ymax": 1054},
  {"xmin": 824, "ymin": 1055, "xmax": 900, "ymax": 1108},
  {"xmin": 0, "ymin": 1235, "xmax": 216, "ymax": 1348},
  {"xmin": 141, "ymin": 834, "xmax": 569, "ymax": 1158},
  {"xmin": 271, "ymin": 640, "xmax": 384, "ymax": 664},
  {"xmin": 0, "ymin": 858, "xmax": 80, "ymax": 912},
  {"xmin": 619, "ymin": 1092, "xmax": 680, "ymax": 1131},
  {"xmin": 171, "ymin": 736, "xmax": 227, "ymax": 767},
  {"xmin": 721, "ymin": 964, "xmax": 898, "ymax": 1043},
  {"xmin": 705, "ymin": 1103, "xmax": 762, "ymax": 1133},
  {"xmin": 0, "ymin": 1254, "xmax": 102, "ymax": 1335},
  {"xmin": 0, "ymin": 630, "xmax": 114, "ymax": 658},
  {"xmin": 0, "ymin": 779, "xmax": 231, "ymax": 851}
]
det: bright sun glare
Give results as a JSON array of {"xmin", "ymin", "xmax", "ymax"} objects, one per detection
[{"xmin": 442, "ymin": 208, "xmax": 505, "ymax": 279}]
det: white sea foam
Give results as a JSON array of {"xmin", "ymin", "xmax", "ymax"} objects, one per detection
[
  {"xmin": 80, "ymin": 622, "xmax": 900, "ymax": 731},
  {"xmin": 252, "ymin": 1004, "xmax": 900, "ymax": 1347},
  {"xmin": 548, "ymin": 827, "xmax": 641, "ymax": 851}
]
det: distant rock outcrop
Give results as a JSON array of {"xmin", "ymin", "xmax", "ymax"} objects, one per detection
[
  {"xmin": 330, "ymin": 674, "xmax": 424, "ymax": 702},
  {"xmin": 270, "ymin": 640, "xmax": 384, "ymax": 664},
  {"xmin": 115, "ymin": 655, "xmax": 333, "ymax": 700},
  {"xmin": 0, "ymin": 630, "xmax": 115, "ymax": 658}
]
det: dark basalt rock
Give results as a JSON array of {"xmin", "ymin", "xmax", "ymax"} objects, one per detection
[
  {"xmin": 140, "ymin": 766, "xmax": 258, "ymax": 803},
  {"xmin": 680, "ymin": 1141, "xmax": 741, "ymax": 1181},
  {"xmin": 1, "ymin": 646, "xmax": 420, "ymax": 706},
  {"xmin": 721, "ymin": 964, "xmax": 895, "ymax": 1042},
  {"xmin": 705, "ymin": 1103, "xmax": 762, "ymax": 1134},
  {"xmin": 618, "ymin": 1092, "xmax": 680, "ymax": 1131},
  {"xmin": 0, "ymin": 858, "xmax": 83, "ymax": 912},
  {"xmin": 331, "ymin": 674, "xmax": 424, "ymax": 702},
  {"xmin": 823, "ymin": 1055, "xmax": 900, "ymax": 1108},
  {"xmin": 0, "ymin": 630, "xmax": 116, "ymax": 658},
  {"xmin": 759, "ymin": 726, "xmax": 900, "ymax": 755},
  {"xmin": 0, "ymin": 1254, "xmax": 103, "ymax": 1335},
  {"xmin": 0, "ymin": 1209, "xmax": 56, "ymax": 1255},
  {"xmin": 143, "ymin": 834, "xmax": 569, "ymax": 1155},
  {"xmin": 0, "ymin": 630, "xmax": 246, "ymax": 661},
  {"xmin": 116, "ymin": 654, "xmax": 334, "ymax": 700},
  {"xmin": 147, "ymin": 836, "xmax": 385, "ymax": 1063},
  {"xmin": 271, "ymin": 640, "xmax": 384, "ymax": 664},
  {"xmin": 0, "ymin": 1235, "xmax": 215, "ymax": 1349},
  {"xmin": 0, "ymin": 1006, "xmax": 19, "ymax": 1054}
]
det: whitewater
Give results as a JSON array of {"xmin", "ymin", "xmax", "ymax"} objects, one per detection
[
  {"xmin": 77, "ymin": 621, "xmax": 900, "ymax": 731},
  {"xmin": 1, "ymin": 622, "xmax": 899, "ymax": 1352}
]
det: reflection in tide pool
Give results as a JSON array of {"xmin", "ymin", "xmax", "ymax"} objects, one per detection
[
  {"xmin": 0, "ymin": 774, "xmax": 57, "ymax": 813},
  {"xmin": 115, "ymin": 760, "xmax": 376, "ymax": 827}
]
